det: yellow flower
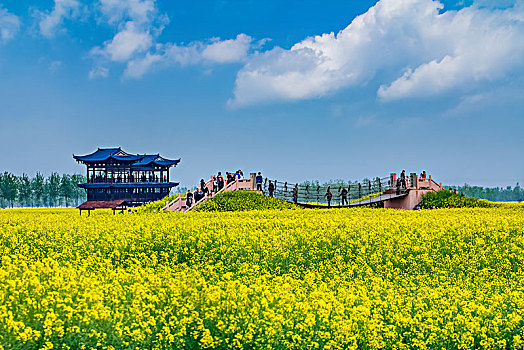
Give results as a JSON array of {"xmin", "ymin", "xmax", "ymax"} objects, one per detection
[{"xmin": 0, "ymin": 207, "xmax": 522, "ymax": 348}]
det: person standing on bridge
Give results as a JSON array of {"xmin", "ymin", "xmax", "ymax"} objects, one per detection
[
  {"xmin": 293, "ymin": 184, "xmax": 299, "ymax": 204},
  {"xmin": 217, "ymin": 172, "xmax": 224, "ymax": 191},
  {"xmin": 212, "ymin": 176, "xmax": 218, "ymax": 193},
  {"xmin": 324, "ymin": 186, "xmax": 333, "ymax": 208},
  {"xmin": 186, "ymin": 189, "xmax": 193, "ymax": 208},
  {"xmin": 256, "ymin": 172, "xmax": 263, "ymax": 192},
  {"xmin": 340, "ymin": 187, "xmax": 348, "ymax": 206},
  {"xmin": 268, "ymin": 180, "xmax": 275, "ymax": 197},
  {"xmin": 193, "ymin": 189, "xmax": 201, "ymax": 203},
  {"xmin": 400, "ymin": 170, "xmax": 407, "ymax": 189}
]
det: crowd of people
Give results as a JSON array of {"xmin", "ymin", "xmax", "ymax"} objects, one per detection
[
  {"xmin": 183, "ymin": 169, "xmax": 439, "ymax": 210},
  {"xmin": 185, "ymin": 169, "xmax": 251, "ymax": 208}
]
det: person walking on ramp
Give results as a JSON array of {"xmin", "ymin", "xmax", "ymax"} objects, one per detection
[
  {"xmin": 186, "ymin": 189, "xmax": 193, "ymax": 208},
  {"xmin": 212, "ymin": 176, "xmax": 218, "ymax": 193},
  {"xmin": 324, "ymin": 186, "xmax": 333, "ymax": 208},
  {"xmin": 217, "ymin": 172, "xmax": 224, "ymax": 191},
  {"xmin": 340, "ymin": 187, "xmax": 348, "ymax": 206},
  {"xmin": 268, "ymin": 180, "xmax": 275, "ymax": 197}
]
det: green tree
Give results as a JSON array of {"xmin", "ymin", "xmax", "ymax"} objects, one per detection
[
  {"xmin": 513, "ymin": 183, "xmax": 522, "ymax": 201},
  {"xmin": 0, "ymin": 173, "xmax": 4, "ymax": 207},
  {"xmin": 18, "ymin": 174, "xmax": 32, "ymax": 207},
  {"xmin": 46, "ymin": 173, "xmax": 61, "ymax": 207},
  {"xmin": 31, "ymin": 172, "xmax": 45, "ymax": 207},
  {"xmin": 0, "ymin": 172, "xmax": 19, "ymax": 208},
  {"xmin": 71, "ymin": 174, "xmax": 87, "ymax": 205},
  {"xmin": 60, "ymin": 174, "xmax": 75, "ymax": 206}
]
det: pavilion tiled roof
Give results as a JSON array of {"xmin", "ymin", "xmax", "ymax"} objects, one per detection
[{"xmin": 73, "ymin": 147, "xmax": 180, "ymax": 167}]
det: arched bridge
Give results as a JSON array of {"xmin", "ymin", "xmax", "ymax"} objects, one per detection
[
  {"xmin": 163, "ymin": 172, "xmax": 443, "ymax": 212},
  {"xmin": 260, "ymin": 173, "xmax": 442, "ymax": 209},
  {"xmin": 259, "ymin": 176, "xmax": 396, "ymax": 208}
]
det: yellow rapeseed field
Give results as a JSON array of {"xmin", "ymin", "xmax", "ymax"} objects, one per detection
[{"xmin": 1, "ymin": 207, "xmax": 523, "ymax": 349}]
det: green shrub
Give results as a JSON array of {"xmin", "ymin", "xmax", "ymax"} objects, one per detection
[
  {"xmin": 419, "ymin": 190, "xmax": 500, "ymax": 209},
  {"xmin": 195, "ymin": 191, "xmax": 298, "ymax": 212}
]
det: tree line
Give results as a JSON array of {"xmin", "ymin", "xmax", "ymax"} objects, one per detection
[
  {"xmin": 449, "ymin": 183, "xmax": 523, "ymax": 202},
  {"xmin": 0, "ymin": 172, "xmax": 87, "ymax": 208}
]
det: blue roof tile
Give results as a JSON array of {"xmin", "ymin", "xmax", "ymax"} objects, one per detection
[{"xmin": 73, "ymin": 148, "xmax": 180, "ymax": 167}]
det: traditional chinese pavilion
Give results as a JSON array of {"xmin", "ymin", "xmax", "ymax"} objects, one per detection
[{"xmin": 74, "ymin": 147, "xmax": 180, "ymax": 207}]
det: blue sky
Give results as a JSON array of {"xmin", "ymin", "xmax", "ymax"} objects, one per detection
[{"xmin": 0, "ymin": 0, "xmax": 523, "ymax": 188}]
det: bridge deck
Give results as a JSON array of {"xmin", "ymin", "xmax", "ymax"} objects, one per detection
[{"xmin": 294, "ymin": 192, "xmax": 408, "ymax": 209}]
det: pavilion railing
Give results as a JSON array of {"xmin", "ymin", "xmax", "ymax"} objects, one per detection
[{"xmin": 88, "ymin": 177, "xmax": 171, "ymax": 184}]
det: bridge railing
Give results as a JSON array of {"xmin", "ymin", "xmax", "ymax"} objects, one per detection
[{"xmin": 261, "ymin": 176, "xmax": 392, "ymax": 205}]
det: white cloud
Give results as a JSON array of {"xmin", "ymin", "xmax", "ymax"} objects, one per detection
[
  {"xmin": 123, "ymin": 34, "xmax": 253, "ymax": 79},
  {"xmin": 90, "ymin": 0, "xmax": 165, "ymax": 74},
  {"xmin": 124, "ymin": 51, "xmax": 163, "ymax": 78},
  {"xmin": 49, "ymin": 60, "xmax": 62, "ymax": 72},
  {"xmin": 38, "ymin": 0, "xmax": 83, "ymax": 38},
  {"xmin": 90, "ymin": 0, "xmax": 255, "ymax": 79},
  {"xmin": 98, "ymin": 21, "xmax": 153, "ymax": 62},
  {"xmin": 89, "ymin": 66, "xmax": 109, "ymax": 79},
  {"xmin": 378, "ymin": 3, "xmax": 524, "ymax": 100},
  {"xmin": 229, "ymin": 0, "xmax": 524, "ymax": 107},
  {"xmin": 98, "ymin": 0, "xmax": 156, "ymax": 25},
  {"xmin": 0, "ymin": 5, "xmax": 20, "ymax": 43},
  {"xmin": 201, "ymin": 34, "xmax": 253, "ymax": 63}
]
